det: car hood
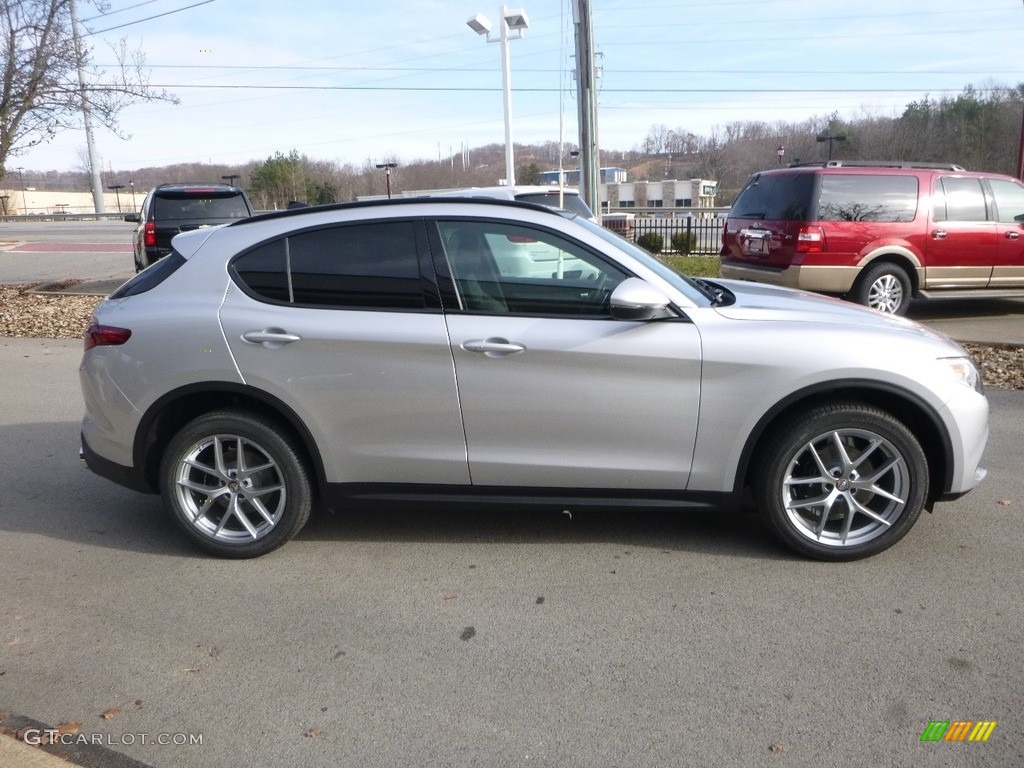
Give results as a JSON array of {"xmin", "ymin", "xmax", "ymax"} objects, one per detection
[{"xmin": 711, "ymin": 278, "xmax": 956, "ymax": 344}]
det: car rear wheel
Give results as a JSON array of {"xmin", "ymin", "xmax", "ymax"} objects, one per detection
[
  {"xmin": 851, "ymin": 262, "xmax": 912, "ymax": 315},
  {"xmin": 159, "ymin": 410, "xmax": 312, "ymax": 558},
  {"xmin": 754, "ymin": 403, "xmax": 927, "ymax": 561}
]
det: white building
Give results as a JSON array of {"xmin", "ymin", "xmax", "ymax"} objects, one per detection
[{"xmin": 601, "ymin": 178, "xmax": 719, "ymax": 210}]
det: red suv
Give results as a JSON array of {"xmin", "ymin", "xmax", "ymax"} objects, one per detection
[{"xmin": 720, "ymin": 161, "xmax": 1024, "ymax": 314}]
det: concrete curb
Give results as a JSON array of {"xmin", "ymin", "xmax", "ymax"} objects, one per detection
[{"xmin": 0, "ymin": 713, "xmax": 153, "ymax": 768}]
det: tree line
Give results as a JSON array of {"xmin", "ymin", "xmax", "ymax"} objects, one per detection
[{"xmin": 9, "ymin": 83, "xmax": 1023, "ymax": 210}]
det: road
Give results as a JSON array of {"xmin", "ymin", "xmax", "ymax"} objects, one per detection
[{"xmin": 0, "ymin": 220, "xmax": 133, "ymax": 284}]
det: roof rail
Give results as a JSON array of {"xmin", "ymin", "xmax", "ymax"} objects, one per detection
[{"xmin": 786, "ymin": 160, "xmax": 966, "ymax": 171}]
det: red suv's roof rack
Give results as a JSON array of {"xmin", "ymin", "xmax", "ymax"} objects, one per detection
[{"xmin": 786, "ymin": 160, "xmax": 966, "ymax": 171}]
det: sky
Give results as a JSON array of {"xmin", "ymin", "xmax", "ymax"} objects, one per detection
[{"xmin": 13, "ymin": 0, "xmax": 1024, "ymax": 174}]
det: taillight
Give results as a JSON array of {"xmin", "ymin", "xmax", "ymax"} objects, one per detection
[
  {"xmin": 143, "ymin": 220, "xmax": 156, "ymax": 248},
  {"xmin": 84, "ymin": 322, "xmax": 132, "ymax": 351},
  {"xmin": 796, "ymin": 226, "xmax": 826, "ymax": 253}
]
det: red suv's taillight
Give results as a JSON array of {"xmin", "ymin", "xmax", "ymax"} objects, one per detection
[
  {"xmin": 796, "ymin": 226, "xmax": 826, "ymax": 253},
  {"xmin": 143, "ymin": 220, "xmax": 157, "ymax": 248},
  {"xmin": 84, "ymin": 322, "xmax": 132, "ymax": 351}
]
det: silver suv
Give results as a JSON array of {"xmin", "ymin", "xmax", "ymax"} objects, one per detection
[{"xmin": 80, "ymin": 198, "xmax": 989, "ymax": 560}]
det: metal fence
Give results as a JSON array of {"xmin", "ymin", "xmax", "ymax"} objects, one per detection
[{"xmin": 603, "ymin": 207, "xmax": 727, "ymax": 256}]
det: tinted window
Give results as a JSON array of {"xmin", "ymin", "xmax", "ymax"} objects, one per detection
[
  {"xmin": 233, "ymin": 240, "xmax": 289, "ymax": 302},
  {"xmin": 731, "ymin": 172, "xmax": 815, "ymax": 221},
  {"xmin": 816, "ymin": 175, "xmax": 918, "ymax": 222},
  {"xmin": 935, "ymin": 177, "xmax": 988, "ymax": 222},
  {"xmin": 437, "ymin": 220, "xmax": 626, "ymax": 316},
  {"xmin": 989, "ymin": 178, "xmax": 1024, "ymax": 224},
  {"xmin": 154, "ymin": 192, "xmax": 250, "ymax": 220},
  {"xmin": 110, "ymin": 252, "xmax": 186, "ymax": 298},
  {"xmin": 232, "ymin": 222, "xmax": 424, "ymax": 310}
]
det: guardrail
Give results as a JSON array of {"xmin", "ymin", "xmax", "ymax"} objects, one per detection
[{"xmin": 0, "ymin": 212, "xmax": 131, "ymax": 223}]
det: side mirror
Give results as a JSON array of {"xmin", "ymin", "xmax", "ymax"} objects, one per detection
[
  {"xmin": 609, "ymin": 277, "xmax": 672, "ymax": 321},
  {"xmin": 124, "ymin": 213, "xmax": 140, "ymax": 223}
]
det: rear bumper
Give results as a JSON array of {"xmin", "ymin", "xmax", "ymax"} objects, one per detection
[
  {"xmin": 80, "ymin": 433, "xmax": 153, "ymax": 494},
  {"xmin": 720, "ymin": 260, "xmax": 859, "ymax": 294}
]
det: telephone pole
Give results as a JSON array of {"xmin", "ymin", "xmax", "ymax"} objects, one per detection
[
  {"xmin": 69, "ymin": 0, "xmax": 105, "ymax": 213},
  {"xmin": 573, "ymin": 0, "xmax": 599, "ymax": 214}
]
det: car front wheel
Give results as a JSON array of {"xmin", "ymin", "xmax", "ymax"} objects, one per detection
[
  {"xmin": 159, "ymin": 410, "xmax": 312, "ymax": 558},
  {"xmin": 755, "ymin": 403, "xmax": 928, "ymax": 561}
]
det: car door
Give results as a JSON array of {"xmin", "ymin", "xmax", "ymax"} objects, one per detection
[
  {"xmin": 987, "ymin": 177, "xmax": 1024, "ymax": 287},
  {"xmin": 925, "ymin": 176, "xmax": 998, "ymax": 288},
  {"xmin": 219, "ymin": 219, "xmax": 470, "ymax": 486},
  {"xmin": 431, "ymin": 218, "xmax": 701, "ymax": 490}
]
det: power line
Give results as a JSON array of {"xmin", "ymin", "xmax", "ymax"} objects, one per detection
[
  {"xmin": 80, "ymin": 0, "xmax": 162, "ymax": 23},
  {"xmin": 92, "ymin": 63, "xmax": 1024, "ymax": 77},
  {"xmin": 83, "ymin": 0, "xmax": 217, "ymax": 36},
  {"xmin": 93, "ymin": 84, "xmax": 1004, "ymax": 94}
]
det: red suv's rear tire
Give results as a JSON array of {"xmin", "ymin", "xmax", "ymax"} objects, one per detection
[{"xmin": 851, "ymin": 262, "xmax": 912, "ymax": 315}]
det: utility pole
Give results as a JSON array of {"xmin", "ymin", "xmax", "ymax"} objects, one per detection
[
  {"xmin": 572, "ymin": 0, "xmax": 599, "ymax": 214},
  {"xmin": 69, "ymin": 0, "xmax": 105, "ymax": 213}
]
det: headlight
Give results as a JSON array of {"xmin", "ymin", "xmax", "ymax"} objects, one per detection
[{"xmin": 938, "ymin": 356, "xmax": 984, "ymax": 394}]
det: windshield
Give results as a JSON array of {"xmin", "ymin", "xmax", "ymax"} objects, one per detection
[{"xmin": 573, "ymin": 218, "xmax": 713, "ymax": 306}]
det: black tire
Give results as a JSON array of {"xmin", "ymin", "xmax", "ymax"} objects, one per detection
[
  {"xmin": 850, "ymin": 262, "xmax": 912, "ymax": 315},
  {"xmin": 754, "ymin": 402, "xmax": 928, "ymax": 561},
  {"xmin": 159, "ymin": 410, "xmax": 312, "ymax": 558}
]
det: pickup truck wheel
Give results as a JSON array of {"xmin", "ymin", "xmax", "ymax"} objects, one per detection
[{"xmin": 851, "ymin": 262, "xmax": 911, "ymax": 315}]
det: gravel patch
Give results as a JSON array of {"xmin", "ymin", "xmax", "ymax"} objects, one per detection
[{"xmin": 3, "ymin": 283, "xmax": 1022, "ymax": 390}]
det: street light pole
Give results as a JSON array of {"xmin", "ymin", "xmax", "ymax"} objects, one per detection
[
  {"xmin": 498, "ymin": 6, "xmax": 515, "ymax": 187},
  {"xmin": 15, "ymin": 167, "xmax": 27, "ymax": 214},
  {"xmin": 107, "ymin": 184, "xmax": 125, "ymax": 212},
  {"xmin": 816, "ymin": 133, "xmax": 846, "ymax": 161},
  {"xmin": 375, "ymin": 163, "xmax": 397, "ymax": 198},
  {"xmin": 221, "ymin": 174, "xmax": 240, "ymax": 187},
  {"xmin": 468, "ymin": 7, "xmax": 529, "ymax": 188}
]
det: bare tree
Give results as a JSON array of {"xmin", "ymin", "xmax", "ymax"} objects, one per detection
[{"xmin": 0, "ymin": 0, "xmax": 175, "ymax": 183}]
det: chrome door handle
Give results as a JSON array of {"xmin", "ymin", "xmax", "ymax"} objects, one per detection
[
  {"xmin": 462, "ymin": 338, "xmax": 526, "ymax": 357},
  {"xmin": 242, "ymin": 329, "xmax": 301, "ymax": 348},
  {"xmin": 1007, "ymin": 231, "xmax": 1021, "ymax": 240},
  {"xmin": 932, "ymin": 230, "xmax": 948, "ymax": 239}
]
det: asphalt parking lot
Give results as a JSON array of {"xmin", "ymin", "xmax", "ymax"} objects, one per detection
[
  {"xmin": 1, "ymin": 346, "xmax": 1023, "ymax": 767},
  {"xmin": 2, "ymin": 223, "xmax": 1023, "ymax": 766}
]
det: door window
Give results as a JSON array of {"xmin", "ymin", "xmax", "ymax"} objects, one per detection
[
  {"xmin": 231, "ymin": 221, "xmax": 425, "ymax": 309},
  {"xmin": 436, "ymin": 220, "xmax": 627, "ymax": 316},
  {"xmin": 934, "ymin": 177, "xmax": 988, "ymax": 222},
  {"xmin": 989, "ymin": 178, "xmax": 1024, "ymax": 224}
]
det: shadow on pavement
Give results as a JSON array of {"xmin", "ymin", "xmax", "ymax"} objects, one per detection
[{"xmin": 1, "ymin": 420, "xmax": 791, "ymax": 562}]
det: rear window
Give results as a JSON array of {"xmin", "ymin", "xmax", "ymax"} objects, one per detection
[
  {"xmin": 816, "ymin": 175, "xmax": 918, "ymax": 222},
  {"xmin": 731, "ymin": 173, "xmax": 815, "ymax": 221},
  {"xmin": 154, "ymin": 192, "xmax": 250, "ymax": 220},
  {"xmin": 109, "ymin": 252, "xmax": 186, "ymax": 298}
]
